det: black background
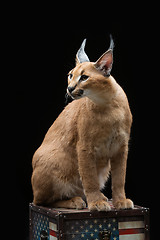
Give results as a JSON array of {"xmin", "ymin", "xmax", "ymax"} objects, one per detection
[{"xmin": 13, "ymin": 7, "xmax": 159, "ymax": 240}]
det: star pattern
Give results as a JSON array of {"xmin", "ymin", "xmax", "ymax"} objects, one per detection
[
  {"xmin": 32, "ymin": 212, "xmax": 49, "ymax": 240},
  {"xmin": 65, "ymin": 217, "xmax": 119, "ymax": 240}
]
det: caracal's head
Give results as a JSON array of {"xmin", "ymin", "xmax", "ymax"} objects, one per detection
[{"xmin": 67, "ymin": 36, "xmax": 115, "ymax": 103}]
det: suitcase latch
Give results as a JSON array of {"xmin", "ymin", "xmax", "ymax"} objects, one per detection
[
  {"xmin": 99, "ymin": 230, "xmax": 111, "ymax": 240},
  {"xmin": 40, "ymin": 230, "xmax": 48, "ymax": 240}
]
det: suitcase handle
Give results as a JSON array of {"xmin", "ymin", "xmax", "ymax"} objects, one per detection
[
  {"xmin": 40, "ymin": 230, "xmax": 48, "ymax": 240},
  {"xmin": 99, "ymin": 230, "xmax": 111, "ymax": 240}
]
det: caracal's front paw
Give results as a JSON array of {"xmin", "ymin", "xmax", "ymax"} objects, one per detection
[
  {"xmin": 70, "ymin": 197, "xmax": 86, "ymax": 209},
  {"xmin": 113, "ymin": 198, "xmax": 134, "ymax": 210},
  {"xmin": 88, "ymin": 200, "xmax": 111, "ymax": 212}
]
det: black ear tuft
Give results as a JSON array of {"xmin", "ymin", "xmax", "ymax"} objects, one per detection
[
  {"xmin": 76, "ymin": 39, "xmax": 90, "ymax": 65},
  {"xmin": 109, "ymin": 34, "xmax": 114, "ymax": 51}
]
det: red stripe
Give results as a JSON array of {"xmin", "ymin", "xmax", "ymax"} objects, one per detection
[
  {"xmin": 119, "ymin": 228, "xmax": 144, "ymax": 235},
  {"xmin": 49, "ymin": 229, "xmax": 57, "ymax": 237}
]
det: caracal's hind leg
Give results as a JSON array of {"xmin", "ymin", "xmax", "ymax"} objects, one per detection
[{"xmin": 52, "ymin": 197, "xmax": 86, "ymax": 209}]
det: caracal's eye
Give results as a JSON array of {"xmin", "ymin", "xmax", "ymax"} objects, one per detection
[
  {"xmin": 68, "ymin": 73, "xmax": 73, "ymax": 80},
  {"xmin": 79, "ymin": 75, "xmax": 89, "ymax": 81}
]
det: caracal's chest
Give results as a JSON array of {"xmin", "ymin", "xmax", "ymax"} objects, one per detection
[
  {"xmin": 94, "ymin": 126, "xmax": 127, "ymax": 159},
  {"xmin": 93, "ymin": 109, "xmax": 128, "ymax": 159}
]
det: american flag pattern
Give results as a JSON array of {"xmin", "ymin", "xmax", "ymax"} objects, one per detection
[
  {"xmin": 31, "ymin": 207, "xmax": 145, "ymax": 240},
  {"xmin": 32, "ymin": 212, "xmax": 57, "ymax": 240},
  {"xmin": 64, "ymin": 217, "xmax": 145, "ymax": 240},
  {"xmin": 65, "ymin": 217, "xmax": 118, "ymax": 239}
]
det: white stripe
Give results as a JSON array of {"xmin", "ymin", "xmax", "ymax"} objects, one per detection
[
  {"xmin": 119, "ymin": 233, "xmax": 145, "ymax": 240},
  {"xmin": 119, "ymin": 221, "xmax": 144, "ymax": 229},
  {"xmin": 50, "ymin": 236, "xmax": 57, "ymax": 240},
  {"xmin": 49, "ymin": 222, "xmax": 57, "ymax": 231},
  {"xmin": 76, "ymin": 75, "xmax": 81, "ymax": 82}
]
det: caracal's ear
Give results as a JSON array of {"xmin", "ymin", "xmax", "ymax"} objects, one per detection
[
  {"xmin": 76, "ymin": 39, "xmax": 90, "ymax": 65},
  {"xmin": 94, "ymin": 35, "xmax": 114, "ymax": 77}
]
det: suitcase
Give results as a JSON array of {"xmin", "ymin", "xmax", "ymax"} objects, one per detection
[{"xmin": 29, "ymin": 200, "xmax": 150, "ymax": 240}]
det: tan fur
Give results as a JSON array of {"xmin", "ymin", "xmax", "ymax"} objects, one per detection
[{"xmin": 32, "ymin": 54, "xmax": 134, "ymax": 211}]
